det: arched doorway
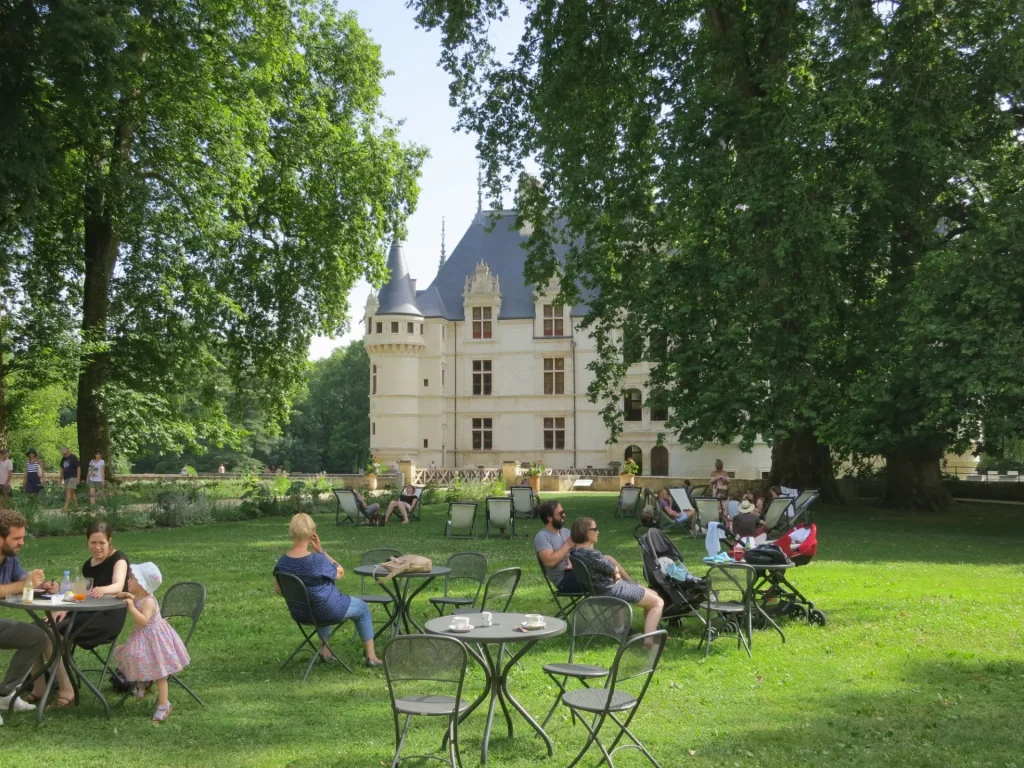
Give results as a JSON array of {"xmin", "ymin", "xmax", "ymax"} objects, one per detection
[
  {"xmin": 624, "ymin": 445, "xmax": 643, "ymax": 475},
  {"xmin": 650, "ymin": 446, "xmax": 669, "ymax": 476}
]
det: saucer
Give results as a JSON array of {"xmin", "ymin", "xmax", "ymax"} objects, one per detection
[
  {"xmin": 448, "ymin": 625, "xmax": 474, "ymax": 633},
  {"xmin": 521, "ymin": 621, "xmax": 546, "ymax": 630}
]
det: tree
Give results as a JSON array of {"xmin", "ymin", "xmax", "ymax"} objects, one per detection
[
  {"xmin": 1, "ymin": 1, "xmax": 426, "ymax": 475},
  {"xmin": 409, "ymin": 0, "xmax": 1024, "ymax": 509}
]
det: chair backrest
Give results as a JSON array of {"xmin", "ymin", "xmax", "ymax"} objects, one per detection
[
  {"xmin": 690, "ymin": 484, "xmax": 707, "ymax": 498},
  {"xmin": 667, "ymin": 488, "xmax": 694, "ymax": 513},
  {"xmin": 510, "ymin": 486, "xmax": 535, "ymax": 517},
  {"xmin": 705, "ymin": 562, "xmax": 755, "ymax": 608},
  {"xmin": 617, "ymin": 487, "xmax": 642, "ymax": 512},
  {"xmin": 334, "ymin": 489, "xmax": 361, "ymax": 520},
  {"xmin": 602, "ymin": 630, "xmax": 667, "ymax": 710},
  {"xmin": 273, "ymin": 571, "xmax": 320, "ymax": 627},
  {"xmin": 568, "ymin": 553, "xmax": 597, "ymax": 596},
  {"xmin": 569, "ymin": 596, "xmax": 632, "ymax": 661},
  {"xmin": 161, "ymin": 581, "xmax": 207, "ymax": 647},
  {"xmin": 443, "ymin": 552, "xmax": 488, "ymax": 598},
  {"xmin": 447, "ymin": 502, "xmax": 477, "ymax": 535},
  {"xmin": 793, "ymin": 490, "xmax": 817, "ymax": 511},
  {"xmin": 762, "ymin": 496, "xmax": 793, "ymax": 531},
  {"xmin": 413, "ymin": 486, "xmax": 425, "ymax": 500},
  {"xmin": 694, "ymin": 498, "xmax": 720, "ymax": 528},
  {"xmin": 384, "ymin": 635, "xmax": 468, "ymax": 710},
  {"xmin": 480, "ymin": 567, "xmax": 521, "ymax": 612},
  {"xmin": 486, "ymin": 496, "xmax": 514, "ymax": 530},
  {"xmin": 360, "ymin": 549, "xmax": 404, "ymax": 595}
]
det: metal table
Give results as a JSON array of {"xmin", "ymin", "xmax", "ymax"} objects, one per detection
[
  {"xmin": 425, "ymin": 611, "xmax": 567, "ymax": 765},
  {"xmin": 1, "ymin": 596, "xmax": 126, "ymax": 724},
  {"xmin": 353, "ymin": 564, "xmax": 450, "ymax": 638},
  {"xmin": 744, "ymin": 560, "xmax": 795, "ymax": 642}
]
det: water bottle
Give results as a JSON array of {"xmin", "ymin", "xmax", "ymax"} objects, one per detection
[{"xmin": 59, "ymin": 570, "xmax": 71, "ymax": 595}]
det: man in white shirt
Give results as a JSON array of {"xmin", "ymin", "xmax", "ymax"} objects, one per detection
[{"xmin": 0, "ymin": 449, "xmax": 13, "ymax": 510}]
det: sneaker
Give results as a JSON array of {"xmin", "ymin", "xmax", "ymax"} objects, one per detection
[{"xmin": 0, "ymin": 693, "xmax": 36, "ymax": 712}]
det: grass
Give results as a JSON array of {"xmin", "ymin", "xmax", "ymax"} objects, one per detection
[{"xmin": 2, "ymin": 493, "xmax": 1022, "ymax": 767}]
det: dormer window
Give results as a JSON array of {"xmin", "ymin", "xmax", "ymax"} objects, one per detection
[
  {"xmin": 376, "ymin": 322, "xmax": 382, "ymax": 334},
  {"xmin": 543, "ymin": 304, "xmax": 564, "ymax": 336},
  {"xmin": 391, "ymin": 321, "xmax": 399, "ymax": 333},
  {"xmin": 472, "ymin": 307, "xmax": 492, "ymax": 339}
]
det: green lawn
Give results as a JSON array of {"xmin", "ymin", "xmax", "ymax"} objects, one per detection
[{"xmin": 3, "ymin": 494, "xmax": 1022, "ymax": 767}]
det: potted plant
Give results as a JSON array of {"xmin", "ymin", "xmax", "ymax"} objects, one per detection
[
  {"xmin": 620, "ymin": 458, "xmax": 640, "ymax": 488},
  {"xmin": 364, "ymin": 458, "xmax": 379, "ymax": 491},
  {"xmin": 523, "ymin": 460, "xmax": 546, "ymax": 494}
]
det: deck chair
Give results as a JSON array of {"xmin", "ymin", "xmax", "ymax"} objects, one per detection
[
  {"xmin": 693, "ymin": 497, "xmax": 721, "ymax": 534},
  {"xmin": 537, "ymin": 554, "xmax": 585, "ymax": 619},
  {"xmin": 429, "ymin": 552, "xmax": 488, "ymax": 616},
  {"xmin": 762, "ymin": 496, "xmax": 795, "ymax": 536},
  {"xmin": 484, "ymin": 496, "xmax": 515, "ymax": 539},
  {"xmin": 161, "ymin": 581, "xmax": 207, "ymax": 703},
  {"xmin": 663, "ymin": 488, "xmax": 695, "ymax": 534},
  {"xmin": 510, "ymin": 486, "xmax": 537, "ymax": 522},
  {"xmin": 615, "ymin": 486, "xmax": 642, "ymax": 518},
  {"xmin": 360, "ymin": 549, "xmax": 402, "ymax": 634},
  {"xmin": 480, "ymin": 567, "xmax": 522, "ymax": 612},
  {"xmin": 444, "ymin": 502, "xmax": 477, "ymax": 539},
  {"xmin": 560, "ymin": 631, "xmax": 668, "ymax": 768},
  {"xmin": 334, "ymin": 489, "xmax": 366, "ymax": 526},
  {"xmin": 407, "ymin": 486, "xmax": 425, "ymax": 522},
  {"xmin": 690, "ymin": 484, "xmax": 708, "ymax": 498},
  {"xmin": 568, "ymin": 553, "xmax": 598, "ymax": 598},
  {"xmin": 791, "ymin": 489, "xmax": 819, "ymax": 525},
  {"xmin": 274, "ymin": 571, "xmax": 354, "ymax": 680}
]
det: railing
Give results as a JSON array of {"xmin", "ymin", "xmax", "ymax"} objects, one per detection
[
  {"xmin": 946, "ymin": 466, "xmax": 1021, "ymax": 483},
  {"xmin": 414, "ymin": 467, "xmax": 502, "ymax": 486},
  {"xmin": 543, "ymin": 468, "xmax": 619, "ymax": 477}
]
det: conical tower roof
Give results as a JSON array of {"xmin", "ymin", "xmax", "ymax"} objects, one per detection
[{"xmin": 375, "ymin": 240, "xmax": 422, "ymax": 316}]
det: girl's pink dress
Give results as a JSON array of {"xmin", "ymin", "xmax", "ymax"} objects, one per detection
[{"xmin": 114, "ymin": 595, "xmax": 190, "ymax": 682}]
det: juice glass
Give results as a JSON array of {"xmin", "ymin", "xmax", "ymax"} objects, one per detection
[{"xmin": 73, "ymin": 577, "xmax": 94, "ymax": 602}]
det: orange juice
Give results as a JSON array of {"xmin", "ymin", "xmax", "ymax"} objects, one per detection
[{"xmin": 73, "ymin": 591, "xmax": 87, "ymax": 602}]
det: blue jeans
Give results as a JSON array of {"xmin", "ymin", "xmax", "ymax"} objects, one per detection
[{"xmin": 317, "ymin": 597, "xmax": 374, "ymax": 643}]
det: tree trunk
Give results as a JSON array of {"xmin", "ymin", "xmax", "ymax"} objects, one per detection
[
  {"xmin": 77, "ymin": 183, "xmax": 118, "ymax": 479},
  {"xmin": 769, "ymin": 428, "xmax": 843, "ymax": 504},
  {"xmin": 0, "ymin": 313, "xmax": 7, "ymax": 451},
  {"xmin": 882, "ymin": 447, "xmax": 951, "ymax": 511}
]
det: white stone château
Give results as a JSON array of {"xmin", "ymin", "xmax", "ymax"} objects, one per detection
[{"xmin": 364, "ymin": 210, "xmax": 771, "ymax": 478}]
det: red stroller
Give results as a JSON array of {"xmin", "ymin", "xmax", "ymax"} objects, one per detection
[{"xmin": 757, "ymin": 524, "xmax": 825, "ymax": 625}]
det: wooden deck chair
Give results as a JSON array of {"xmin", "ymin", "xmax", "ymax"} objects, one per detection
[
  {"xmin": 484, "ymin": 496, "xmax": 515, "ymax": 539},
  {"xmin": 444, "ymin": 502, "xmax": 477, "ymax": 539},
  {"xmin": 615, "ymin": 486, "xmax": 642, "ymax": 518}
]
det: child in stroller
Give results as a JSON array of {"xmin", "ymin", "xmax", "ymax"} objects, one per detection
[{"xmin": 638, "ymin": 528, "xmax": 707, "ymax": 629}]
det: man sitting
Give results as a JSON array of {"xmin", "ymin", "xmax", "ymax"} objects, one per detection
[
  {"xmin": 534, "ymin": 501, "xmax": 581, "ymax": 593},
  {"xmin": 0, "ymin": 510, "xmax": 49, "ymax": 721}
]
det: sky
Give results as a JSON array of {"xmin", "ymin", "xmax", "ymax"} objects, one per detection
[{"xmin": 308, "ymin": 1, "xmax": 523, "ymax": 359}]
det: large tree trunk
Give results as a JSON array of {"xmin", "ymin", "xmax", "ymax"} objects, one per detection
[
  {"xmin": 0, "ymin": 313, "xmax": 7, "ymax": 451},
  {"xmin": 882, "ymin": 445, "xmax": 951, "ymax": 511},
  {"xmin": 77, "ymin": 183, "xmax": 118, "ymax": 479},
  {"xmin": 769, "ymin": 428, "xmax": 843, "ymax": 504}
]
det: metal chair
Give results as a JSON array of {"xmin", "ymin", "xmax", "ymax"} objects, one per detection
[
  {"xmin": 161, "ymin": 581, "xmax": 207, "ymax": 704},
  {"xmin": 479, "ymin": 567, "xmax": 521, "ymax": 612},
  {"xmin": 361, "ymin": 549, "xmax": 403, "ymax": 629},
  {"xmin": 510, "ymin": 486, "xmax": 537, "ymax": 521},
  {"xmin": 537, "ymin": 554, "xmax": 585, "ymax": 619},
  {"xmin": 429, "ymin": 552, "xmax": 488, "ymax": 616},
  {"xmin": 540, "ymin": 596, "xmax": 632, "ymax": 728},
  {"xmin": 274, "ymin": 571, "xmax": 354, "ymax": 680},
  {"xmin": 484, "ymin": 496, "xmax": 515, "ymax": 539},
  {"xmin": 560, "ymin": 630, "xmax": 668, "ymax": 768},
  {"xmin": 568, "ymin": 553, "xmax": 598, "ymax": 598},
  {"xmin": 614, "ymin": 487, "xmax": 642, "ymax": 518},
  {"xmin": 384, "ymin": 634, "xmax": 469, "ymax": 768},
  {"xmin": 444, "ymin": 502, "xmax": 477, "ymax": 539},
  {"xmin": 699, "ymin": 562, "xmax": 756, "ymax": 657},
  {"xmin": 72, "ymin": 637, "xmax": 118, "ymax": 692},
  {"xmin": 335, "ymin": 489, "xmax": 365, "ymax": 526}
]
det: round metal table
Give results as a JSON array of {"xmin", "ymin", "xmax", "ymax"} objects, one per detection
[
  {"xmin": 425, "ymin": 611, "xmax": 567, "ymax": 765},
  {"xmin": 1, "ymin": 595, "xmax": 126, "ymax": 724},
  {"xmin": 353, "ymin": 564, "xmax": 450, "ymax": 638}
]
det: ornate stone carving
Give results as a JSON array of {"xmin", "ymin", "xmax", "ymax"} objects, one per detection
[{"xmin": 463, "ymin": 261, "xmax": 501, "ymax": 298}]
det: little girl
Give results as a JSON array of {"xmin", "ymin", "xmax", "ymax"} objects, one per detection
[{"xmin": 114, "ymin": 562, "xmax": 190, "ymax": 722}]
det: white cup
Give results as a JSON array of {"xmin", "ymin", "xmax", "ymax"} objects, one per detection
[
  {"xmin": 48, "ymin": 594, "xmax": 64, "ymax": 605},
  {"xmin": 451, "ymin": 615, "xmax": 470, "ymax": 630},
  {"xmin": 479, "ymin": 612, "xmax": 493, "ymax": 627},
  {"xmin": 524, "ymin": 613, "xmax": 544, "ymax": 628}
]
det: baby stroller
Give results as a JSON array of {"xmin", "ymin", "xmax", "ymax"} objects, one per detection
[
  {"xmin": 756, "ymin": 524, "xmax": 825, "ymax": 625},
  {"xmin": 638, "ymin": 528, "xmax": 707, "ymax": 629}
]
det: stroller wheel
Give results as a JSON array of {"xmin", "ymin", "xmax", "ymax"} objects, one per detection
[
  {"xmin": 808, "ymin": 608, "xmax": 826, "ymax": 626},
  {"xmin": 787, "ymin": 604, "xmax": 807, "ymax": 620},
  {"xmin": 751, "ymin": 611, "xmax": 769, "ymax": 630}
]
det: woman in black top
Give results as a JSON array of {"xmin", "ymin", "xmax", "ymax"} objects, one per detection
[
  {"xmin": 67, "ymin": 520, "xmax": 130, "ymax": 646},
  {"xmin": 384, "ymin": 484, "xmax": 419, "ymax": 524}
]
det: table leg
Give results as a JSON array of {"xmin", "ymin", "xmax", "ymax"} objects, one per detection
[
  {"xmin": 65, "ymin": 612, "xmax": 110, "ymax": 719},
  {"xmin": 370, "ymin": 582, "xmax": 400, "ymax": 640},
  {"xmin": 397, "ymin": 576, "xmax": 437, "ymax": 635},
  {"xmin": 495, "ymin": 640, "xmax": 554, "ymax": 758},
  {"xmin": 12, "ymin": 611, "xmax": 62, "ymax": 726}
]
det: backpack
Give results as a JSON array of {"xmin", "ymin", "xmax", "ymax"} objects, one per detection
[
  {"xmin": 373, "ymin": 555, "xmax": 433, "ymax": 582},
  {"xmin": 743, "ymin": 543, "xmax": 790, "ymax": 566}
]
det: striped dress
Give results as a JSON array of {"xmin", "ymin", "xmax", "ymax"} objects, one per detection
[{"xmin": 24, "ymin": 460, "xmax": 42, "ymax": 495}]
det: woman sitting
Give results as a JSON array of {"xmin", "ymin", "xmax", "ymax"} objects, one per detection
[
  {"xmin": 384, "ymin": 485, "xmax": 419, "ymax": 524},
  {"xmin": 569, "ymin": 517, "xmax": 664, "ymax": 635},
  {"xmin": 657, "ymin": 488, "xmax": 694, "ymax": 531},
  {"xmin": 274, "ymin": 513, "xmax": 382, "ymax": 666}
]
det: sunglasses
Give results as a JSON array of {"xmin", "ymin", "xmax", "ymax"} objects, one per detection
[{"xmin": 589, "ymin": 527, "xmax": 599, "ymax": 532}]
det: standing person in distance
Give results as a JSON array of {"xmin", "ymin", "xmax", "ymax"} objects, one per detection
[
  {"xmin": 22, "ymin": 449, "xmax": 45, "ymax": 498},
  {"xmin": 710, "ymin": 459, "xmax": 731, "ymax": 525},
  {"xmin": 59, "ymin": 446, "xmax": 81, "ymax": 512},
  {"xmin": 87, "ymin": 451, "xmax": 106, "ymax": 505},
  {"xmin": 0, "ymin": 449, "xmax": 13, "ymax": 510}
]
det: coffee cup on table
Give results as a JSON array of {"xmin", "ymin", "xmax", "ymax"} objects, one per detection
[
  {"xmin": 479, "ymin": 612, "xmax": 492, "ymax": 627},
  {"xmin": 524, "ymin": 613, "xmax": 544, "ymax": 628},
  {"xmin": 451, "ymin": 616, "xmax": 471, "ymax": 630}
]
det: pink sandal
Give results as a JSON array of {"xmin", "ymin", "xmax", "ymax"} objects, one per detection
[{"xmin": 152, "ymin": 703, "xmax": 172, "ymax": 722}]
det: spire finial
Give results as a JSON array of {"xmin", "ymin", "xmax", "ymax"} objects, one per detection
[
  {"xmin": 439, "ymin": 216, "xmax": 447, "ymax": 269},
  {"xmin": 477, "ymin": 161, "xmax": 483, "ymax": 214}
]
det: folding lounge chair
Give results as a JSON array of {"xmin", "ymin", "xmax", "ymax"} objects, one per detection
[
  {"xmin": 662, "ymin": 488, "xmax": 695, "ymax": 534},
  {"xmin": 510, "ymin": 486, "xmax": 537, "ymax": 522},
  {"xmin": 790, "ymin": 489, "xmax": 819, "ymax": 525},
  {"xmin": 444, "ymin": 502, "xmax": 477, "ymax": 539},
  {"xmin": 693, "ymin": 497, "xmax": 721, "ymax": 534},
  {"xmin": 334, "ymin": 489, "xmax": 365, "ymax": 526},
  {"xmin": 537, "ymin": 554, "xmax": 585, "ymax": 619},
  {"xmin": 615, "ymin": 486, "xmax": 642, "ymax": 518},
  {"xmin": 407, "ymin": 486, "xmax": 426, "ymax": 522},
  {"xmin": 762, "ymin": 496, "xmax": 795, "ymax": 536},
  {"xmin": 484, "ymin": 496, "xmax": 515, "ymax": 539}
]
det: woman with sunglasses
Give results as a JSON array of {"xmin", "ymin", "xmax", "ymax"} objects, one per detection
[{"xmin": 569, "ymin": 517, "xmax": 664, "ymax": 635}]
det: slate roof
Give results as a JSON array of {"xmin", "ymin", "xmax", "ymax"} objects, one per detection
[
  {"xmin": 375, "ymin": 241, "xmax": 422, "ymax": 316},
  {"xmin": 377, "ymin": 211, "xmax": 589, "ymax": 321}
]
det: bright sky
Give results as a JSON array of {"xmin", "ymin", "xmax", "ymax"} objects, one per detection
[{"xmin": 308, "ymin": 0, "xmax": 522, "ymax": 360}]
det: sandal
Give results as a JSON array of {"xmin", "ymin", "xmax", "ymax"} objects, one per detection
[
  {"xmin": 46, "ymin": 695, "xmax": 76, "ymax": 709},
  {"xmin": 135, "ymin": 681, "xmax": 153, "ymax": 702},
  {"xmin": 24, "ymin": 693, "xmax": 43, "ymax": 705},
  {"xmin": 152, "ymin": 703, "xmax": 172, "ymax": 722}
]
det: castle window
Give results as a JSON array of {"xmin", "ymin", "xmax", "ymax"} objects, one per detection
[
  {"xmin": 442, "ymin": 326, "xmax": 445, "ymax": 339},
  {"xmin": 544, "ymin": 417, "xmax": 566, "ymax": 450},
  {"xmin": 543, "ymin": 358, "xmax": 565, "ymax": 395},
  {"xmin": 472, "ymin": 418, "xmax": 493, "ymax": 450},
  {"xmin": 543, "ymin": 304, "xmax": 564, "ymax": 336},
  {"xmin": 624, "ymin": 389, "xmax": 643, "ymax": 421},
  {"xmin": 372, "ymin": 365, "xmax": 377, "ymax": 395},
  {"xmin": 376, "ymin": 322, "xmax": 382, "ymax": 334},
  {"xmin": 441, "ymin": 368, "xmax": 445, "ymax": 386},
  {"xmin": 472, "ymin": 360, "xmax": 492, "ymax": 396},
  {"xmin": 366, "ymin": 318, "xmax": 372, "ymax": 334},
  {"xmin": 407, "ymin": 322, "xmax": 414, "ymax": 334},
  {"xmin": 420, "ymin": 324, "xmax": 424, "ymax": 335},
  {"xmin": 423, "ymin": 439, "xmax": 429, "ymax": 448},
  {"xmin": 372, "ymin": 422, "xmax": 375, "ymax": 435},
  {"xmin": 424, "ymin": 379, "xmax": 429, "ymax": 387},
  {"xmin": 391, "ymin": 321, "xmax": 399, "ymax": 333},
  {"xmin": 650, "ymin": 389, "xmax": 668, "ymax": 421},
  {"xmin": 472, "ymin": 306, "xmax": 492, "ymax": 339}
]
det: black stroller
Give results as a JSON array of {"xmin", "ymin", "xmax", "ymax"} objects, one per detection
[{"xmin": 638, "ymin": 528, "xmax": 707, "ymax": 629}]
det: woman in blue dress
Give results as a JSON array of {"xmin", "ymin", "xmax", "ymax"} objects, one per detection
[{"xmin": 273, "ymin": 513, "xmax": 382, "ymax": 666}]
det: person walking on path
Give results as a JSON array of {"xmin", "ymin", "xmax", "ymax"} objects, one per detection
[
  {"xmin": 87, "ymin": 451, "xmax": 106, "ymax": 505},
  {"xmin": 60, "ymin": 447, "xmax": 81, "ymax": 512},
  {"xmin": 0, "ymin": 449, "xmax": 13, "ymax": 510},
  {"xmin": 23, "ymin": 449, "xmax": 45, "ymax": 498}
]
